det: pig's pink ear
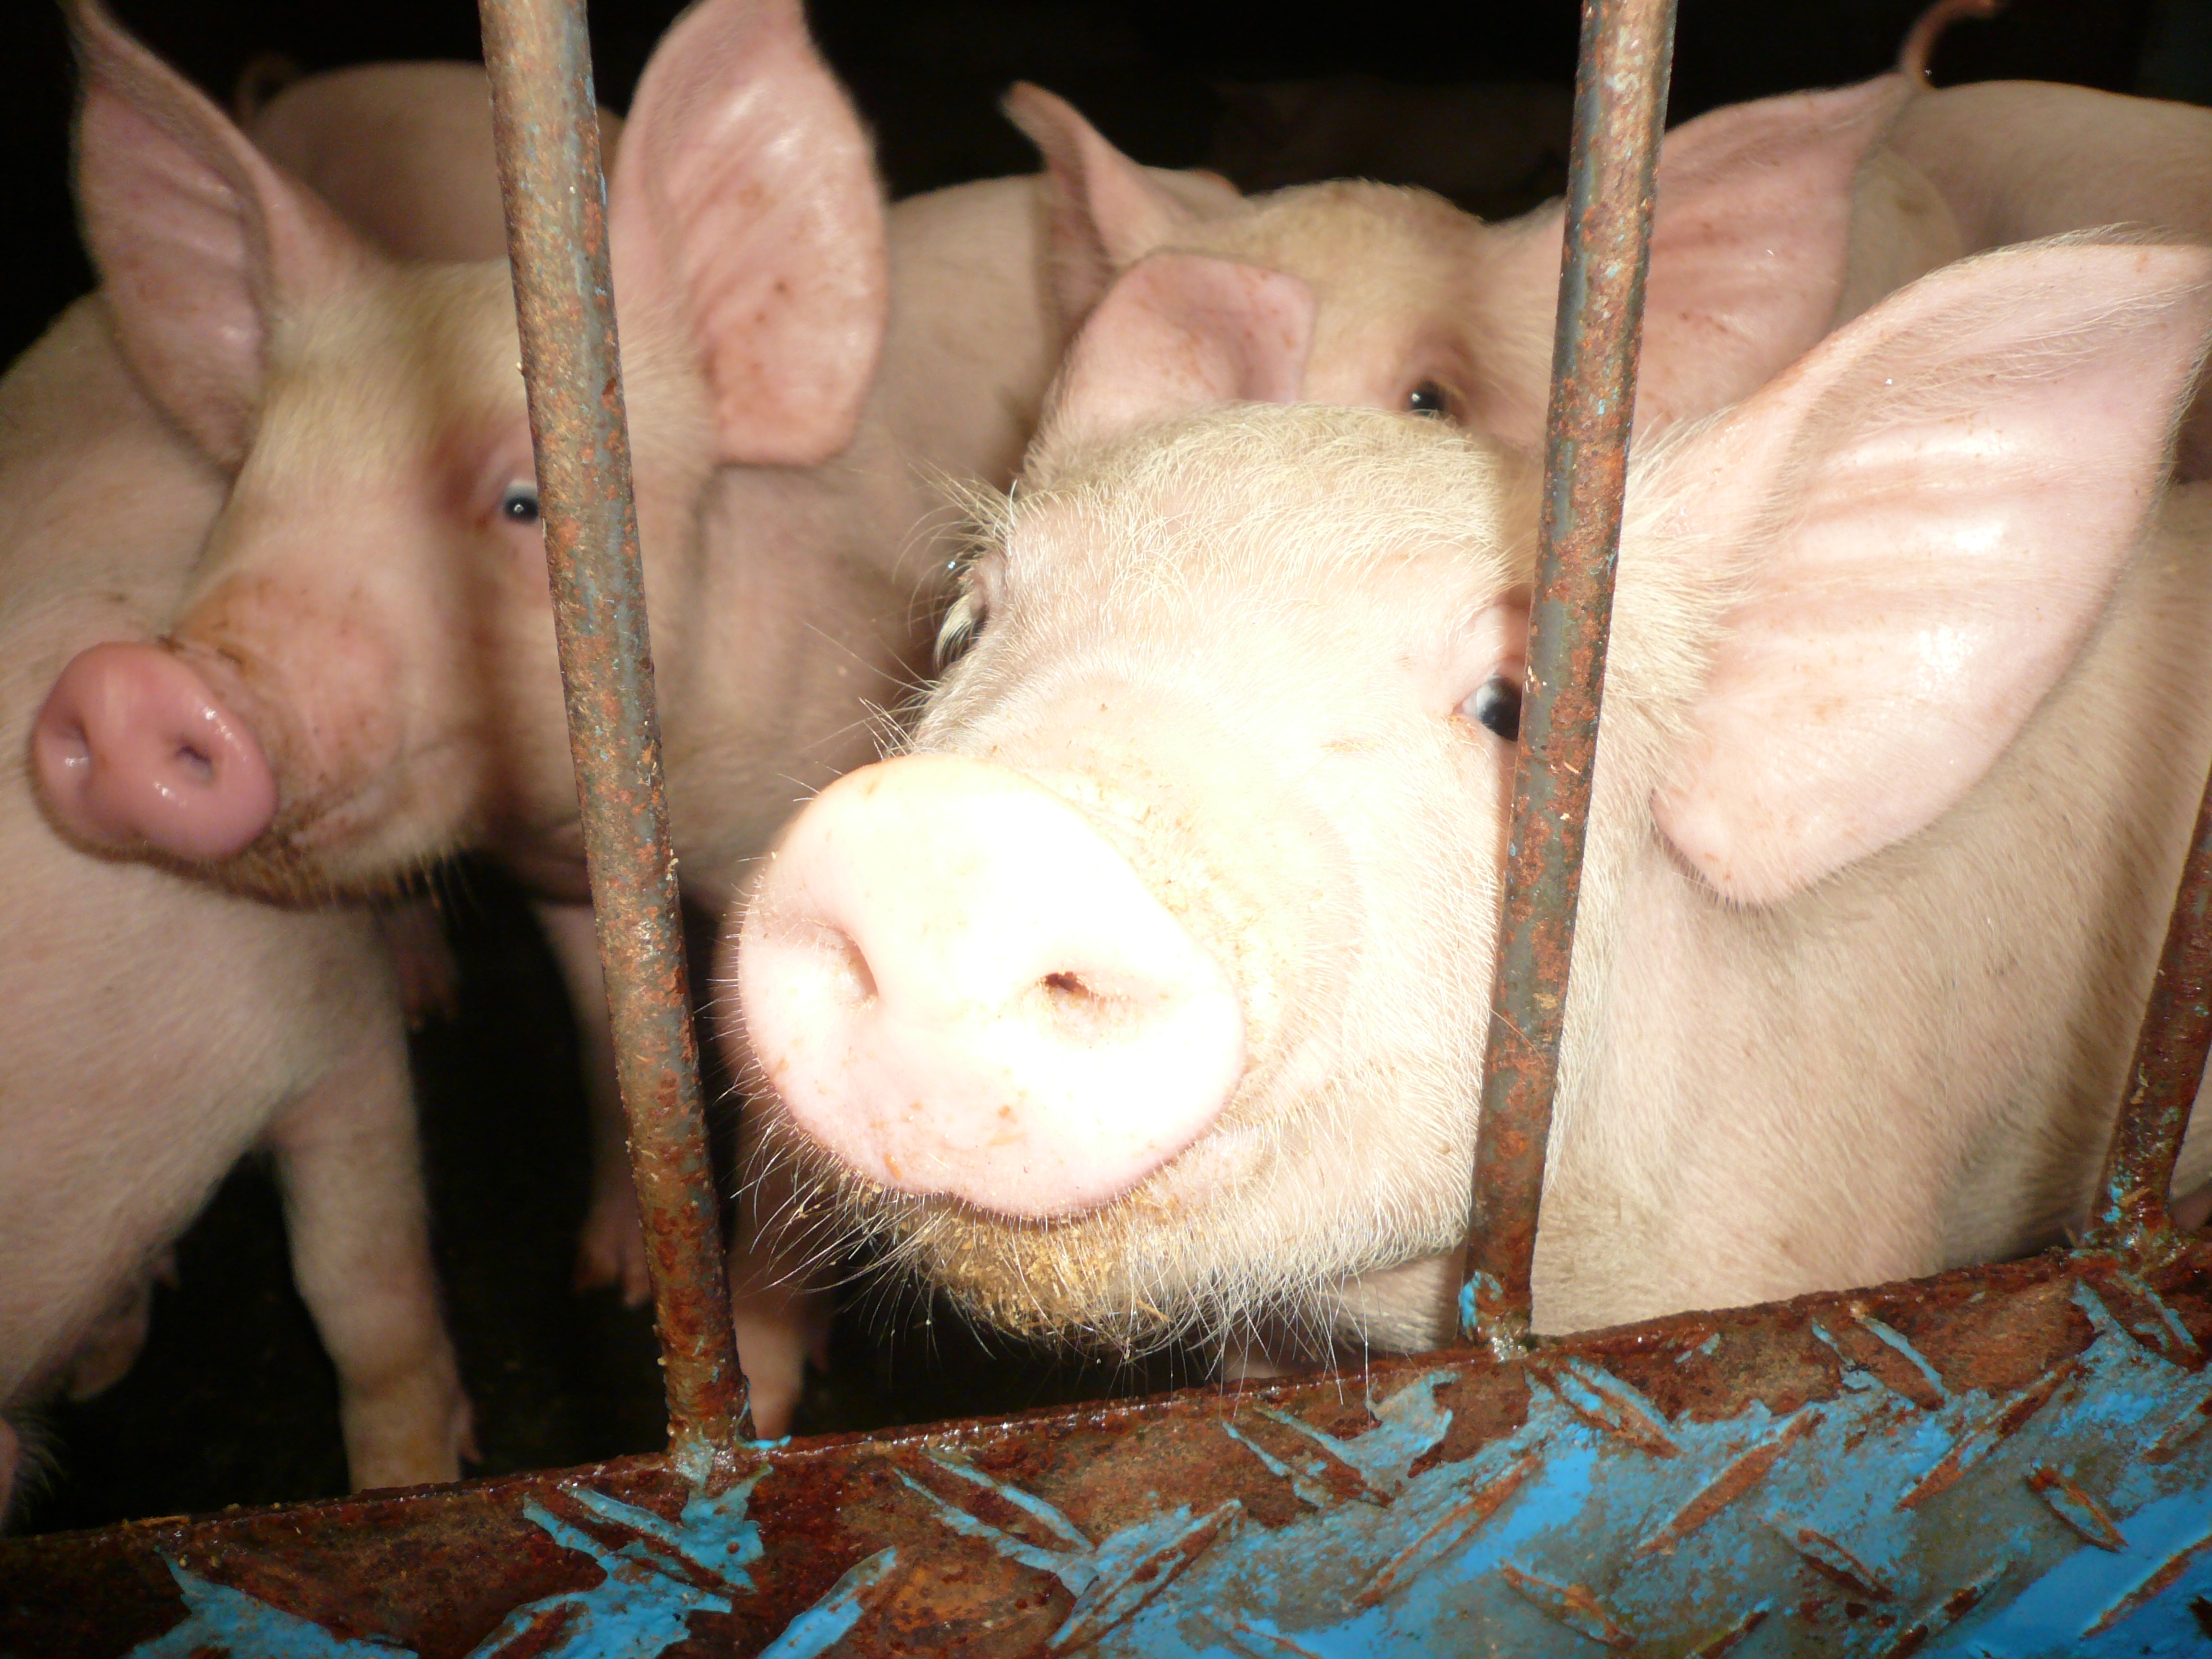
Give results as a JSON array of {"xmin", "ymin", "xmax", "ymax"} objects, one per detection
[
  {"xmin": 610, "ymin": 0, "xmax": 886, "ymax": 467},
  {"xmin": 1632, "ymin": 75, "xmax": 1917, "ymax": 436},
  {"xmin": 69, "ymin": 0, "xmax": 356, "ymax": 466},
  {"xmin": 1651, "ymin": 241, "xmax": 2212, "ymax": 905},
  {"xmin": 1038, "ymin": 252, "xmax": 1316, "ymax": 454},
  {"xmin": 1004, "ymin": 83, "xmax": 1245, "ymax": 331}
]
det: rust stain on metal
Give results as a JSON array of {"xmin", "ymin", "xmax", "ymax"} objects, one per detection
[
  {"xmin": 1350, "ymin": 1447, "xmax": 1541, "ymax": 1606},
  {"xmin": 8, "ymin": 1244, "xmax": 2212, "ymax": 1653},
  {"xmin": 1464, "ymin": 0, "xmax": 1680, "ymax": 1352},
  {"xmin": 1496, "ymin": 1563, "xmax": 1635, "ymax": 1647},
  {"xmin": 1631, "ymin": 1409, "xmax": 1820, "ymax": 1558},
  {"xmin": 1768, "ymin": 1515, "xmax": 1897, "ymax": 1601},
  {"xmin": 2087, "ymin": 757, "xmax": 2212, "ymax": 1255},
  {"xmin": 2025, "ymin": 1462, "xmax": 2128, "ymax": 1550},
  {"xmin": 2081, "ymin": 1512, "xmax": 2212, "ymax": 1635},
  {"xmin": 1689, "ymin": 1604, "xmax": 1770, "ymax": 1657},
  {"xmin": 477, "ymin": 0, "xmax": 744, "ymax": 1470}
]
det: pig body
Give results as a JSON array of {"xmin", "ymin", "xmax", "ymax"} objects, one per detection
[
  {"xmin": 729, "ymin": 241, "xmax": 2212, "ymax": 1359},
  {"xmin": 246, "ymin": 61, "xmax": 624, "ymax": 265},
  {"xmin": 1206, "ymin": 76, "xmax": 1573, "ymax": 220},
  {"xmin": 0, "ymin": 302, "xmax": 467, "ymax": 1514}
]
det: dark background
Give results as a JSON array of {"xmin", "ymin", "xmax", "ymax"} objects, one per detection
[{"xmin": 1, "ymin": 0, "xmax": 2202, "ymax": 1533}]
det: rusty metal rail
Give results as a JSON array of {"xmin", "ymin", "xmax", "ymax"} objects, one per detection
[
  {"xmin": 478, "ymin": 0, "xmax": 746, "ymax": 1475},
  {"xmin": 1462, "ymin": 0, "xmax": 1678, "ymax": 1357},
  {"xmin": 2090, "ymin": 765, "xmax": 2212, "ymax": 1256}
]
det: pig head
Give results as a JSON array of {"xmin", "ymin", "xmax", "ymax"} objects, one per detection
[
  {"xmin": 1005, "ymin": 70, "xmax": 1942, "ymax": 461},
  {"xmin": 726, "ymin": 240, "xmax": 2212, "ymax": 1358},
  {"xmin": 31, "ymin": 0, "xmax": 1050, "ymax": 914}
]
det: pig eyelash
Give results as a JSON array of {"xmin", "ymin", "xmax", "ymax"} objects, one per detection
[{"xmin": 935, "ymin": 591, "xmax": 984, "ymax": 670}]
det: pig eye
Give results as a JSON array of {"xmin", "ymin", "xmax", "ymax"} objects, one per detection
[
  {"xmin": 1408, "ymin": 381, "xmax": 1450, "ymax": 418},
  {"xmin": 1462, "ymin": 675, "xmax": 1521, "ymax": 742},
  {"xmin": 499, "ymin": 481, "xmax": 541, "ymax": 526}
]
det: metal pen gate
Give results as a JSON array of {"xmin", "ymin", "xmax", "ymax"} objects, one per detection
[{"xmin": 7, "ymin": 0, "xmax": 2212, "ymax": 1650}]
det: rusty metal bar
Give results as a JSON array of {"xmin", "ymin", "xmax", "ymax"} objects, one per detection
[
  {"xmin": 2085, "ymin": 762, "xmax": 2212, "ymax": 1254},
  {"xmin": 1462, "ymin": 0, "xmax": 1677, "ymax": 1357},
  {"xmin": 478, "ymin": 0, "xmax": 747, "ymax": 1475}
]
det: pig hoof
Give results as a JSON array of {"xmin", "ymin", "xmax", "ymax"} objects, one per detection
[
  {"xmin": 343, "ymin": 1384, "xmax": 474, "ymax": 1492},
  {"xmin": 730, "ymin": 1266, "xmax": 835, "ymax": 1441},
  {"xmin": 575, "ymin": 1186, "xmax": 652, "ymax": 1308}
]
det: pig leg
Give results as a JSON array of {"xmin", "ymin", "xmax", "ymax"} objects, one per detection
[
  {"xmin": 727, "ymin": 1152, "xmax": 835, "ymax": 1439},
  {"xmin": 374, "ymin": 896, "xmax": 461, "ymax": 1030},
  {"xmin": 265, "ymin": 1019, "xmax": 471, "ymax": 1492},
  {"xmin": 60, "ymin": 1248, "xmax": 178, "ymax": 1401},
  {"xmin": 539, "ymin": 901, "xmax": 653, "ymax": 1307}
]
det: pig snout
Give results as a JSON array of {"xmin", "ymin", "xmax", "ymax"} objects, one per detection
[
  {"xmin": 735, "ymin": 753, "xmax": 1247, "ymax": 1218},
  {"xmin": 32, "ymin": 642, "xmax": 276, "ymax": 863}
]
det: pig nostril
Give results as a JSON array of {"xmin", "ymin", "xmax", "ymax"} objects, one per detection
[
  {"xmin": 173, "ymin": 743, "xmax": 215, "ymax": 786},
  {"xmin": 1043, "ymin": 971, "xmax": 1087, "ymax": 997},
  {"xmin": 819, "ymin": 925, "xmax": 877, "ymax": 1008}
]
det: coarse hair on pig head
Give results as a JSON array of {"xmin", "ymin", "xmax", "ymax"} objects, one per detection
[{"xmin": 729, "ymin": 238, "xmax": 2212, "ymax": 1362}]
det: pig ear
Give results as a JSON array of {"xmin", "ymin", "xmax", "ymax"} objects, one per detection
[
  {"xmin": 1004, "ymin": 83, "xmax": 1245, "ymax": 331},
  {"xmin": 1038, "ymin": 252, "xmax": 1315, "ymax": 454},
  {"xmin": 1650, "ymin": 241, "xmax": 2212, "ymax": 905},
  {"xmin": 1632, "ymin": 75, "xmax": 1917, "ymax": 435},
  {"xmin": 610, "ymin": 0, "xmax": 886, "ymax": 467},
  {"xmin": 69, "ymin": 0, "xmax": 356, "ymax": 466}
]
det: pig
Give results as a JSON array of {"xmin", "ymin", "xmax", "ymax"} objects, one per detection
[
  {"xmin": 28, "ymin": 0, "xmax": 1206, "ymax": 1434},
  {"xmin": 0, "ymin": 298, "xmax": 469, "ymax": 1518},
  {"xmin": 1012, "ymin": 0, "xmax": 2212, "ymax": 472},
  {"xmin": 1007, "ymin": 70, "xmax": 1946, "ymax": 459},
  {"xmin": 245, "ymin": 60, "xmax": 624, "ymax": 265},
  {"xmin": 245, "ymin": 58, "xmax": 652, "ymax": 1292},
  {"xmin": 725, "ymin": 238, "xmax": 2212, "ymax": 1363},
  {"xmin": 1875, "ymin": 78, "xmax": 2212, "ymax": 475}
]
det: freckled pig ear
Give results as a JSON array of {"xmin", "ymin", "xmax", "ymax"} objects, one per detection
[
  {"xmin": 1004, "ymin": 83, "xmax": 1245, "ymax": 331},
  {"xmin": 1632, "ymin": 75, "xmax": 1920, "ymax": 436},
  {"xmin": 1650, "ymin": 241, "xmax": 2212, "ymax": 907},
  {"xmin": 68, "ymin": 0, "xmax": 359, "ymax": 467},
  {"xmin": 1036, "ymin": 252, "xmax": 1315, "ymax": 455},
  {"xmin": 610, "ymin": 0, "xmax": 887, "ymax": 468}
]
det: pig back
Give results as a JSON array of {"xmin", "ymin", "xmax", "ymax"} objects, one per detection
[{"xmin": 0, "ymin": 300, "xmax": 223, "ymax": 639}]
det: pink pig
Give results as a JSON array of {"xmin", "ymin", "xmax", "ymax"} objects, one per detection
[
  {"xmin": 0, "ymin": 300, "xmax": 468, "ymax": 1519},
  {"xmin": 728, "ymin": 238, "xmax": 2212, "ymax": 1361},
  {"xmin": 22, "ymin": 0, "xmax": 1161, "ymax": 1436}
]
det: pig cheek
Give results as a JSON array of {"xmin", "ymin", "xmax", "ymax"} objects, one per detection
[{"xmin": 179, "ymin": 575, "xmax": 404, "ymax": 819}]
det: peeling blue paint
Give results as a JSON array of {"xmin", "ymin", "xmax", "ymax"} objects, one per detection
[
  {"xmin": 116, "ymin": 1278, "xmax": 2212, "ymax": 1658},
  {"xmin": 127, "ymin": 1559, "xmax": 403, "ymax": 1658},
  {"xmin": 459, "ymin": 1473, "xmax": 765, "ymax": 1658},
  {"xmin": 754, "ymin": 1549, "xmax": 901, "ymax": 1659}
]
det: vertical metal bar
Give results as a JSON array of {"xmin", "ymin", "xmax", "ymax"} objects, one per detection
[
  {"xmin": 478, "ymin": 0, "xmax": 747, "ymax": 1478},
  {"xmin": 2085, "ymin": 765, "xmax": 2212, "ymax": 1254},
  {"xmin": 1461, "ymin": 0, "xmax": 1677, "ymax": 1359}
]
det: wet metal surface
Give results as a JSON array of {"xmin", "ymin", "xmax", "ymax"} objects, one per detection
[
  {"xmin": 1464, "ymin": 0, "xmax": 1678, "ymax": 1354},
  {"xmin": 2088, "ymin": 760, "xmax": 2212, "ymax": 1254},
  {"xmin": 478, "ymin": 0, "xmax": 745, "ymax": 1468},
  {"xmin": 8, "ymin": 1244, "xmax": 2212, "ymax": 1655}
]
